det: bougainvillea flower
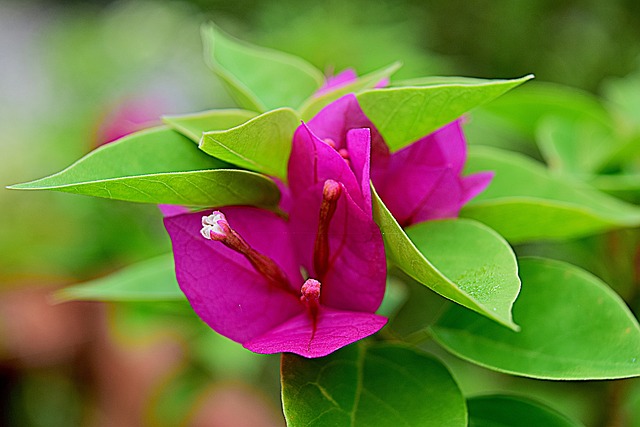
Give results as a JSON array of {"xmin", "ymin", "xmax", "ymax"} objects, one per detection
[
  {"xmin": 164, "ymin": 123, "xmax": 386, "ymax": 358},
  {"xmin": 305, "ymin": 94, "xmax": 494, "ymax": 226}
]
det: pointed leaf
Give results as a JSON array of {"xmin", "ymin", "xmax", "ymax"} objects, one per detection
[
  {"xmin": 163, "ymin": 109, "xmax": 257, "ymax": 142},
  {"xmin": 281, "ymin": 343, "xmax": 466, "ymax": 427},
  {"xmin": 432, "ymin": 257, "xmax": 640, "ymax": 380},
  {"xmin": 372, "ymin": 187, "xmax": 519, "ymax": 330},
  {"xmin": 461, "ymin": 146, "xmax": 640, "ymax": 242},
  {"xmin": 468, "ymin": 395, "xmax": 584, "ymax": 427},
  {"xmin": 357, "ymin": 75, "xmax": 533, "ymax": 151},
  {"xmin": 202, "ymin": 24, "xmax": 324, "ymax": 111},
  {"xmin": 11, "ymin": 166, "xmax": 280, "ymax": 208},
  {"xmin": 55, "ymin": 254, "xmax": 183, "ymax": 302},
  {"xmin": 199, "ymin": 108, "xmax": 299, "ymax": 181},
  {"xmin": 299, "ymin": 62, "xmax": 402, "ymax": 120},
  {"xmin": 9, "ymin": 127, "xmax": 280, "ymax": 207}
]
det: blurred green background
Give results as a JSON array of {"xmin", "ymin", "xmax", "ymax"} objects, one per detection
[{"xmin": 1, "ymin": 0, "xmax": 640, "ymax": 426}]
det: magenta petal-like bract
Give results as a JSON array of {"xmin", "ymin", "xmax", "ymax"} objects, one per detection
[
  {"xmin": 290, "ymin": 182, "xmax": 386, "ymax": 313},
  {"xmin": 289, "ymin": 123, "xmax": 364, "ymax": 209},
  {"xmin": 315, "ymin": 69, "xmax": 358, "ymax": 96},
  {"xmin": 164, "ymin": 208, "xmax": 302, "ymax": 344},
  {"xmin": 375, "ymin": 120, "xmax": 493, "ymax": 225},
  {"xmin": 245, "ymin": 308, "xmax": 387, "ymax": 358}
]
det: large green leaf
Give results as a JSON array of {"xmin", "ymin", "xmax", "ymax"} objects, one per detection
[
  {"xmin": 461, "ymin": 146, "xmax": 640, "ymax": 242},
  {"xmin": 55, "ymin": 254, "xmax": 183, "ymax": 302},
  {"xmin": 432, "ymin": 257, "xmax": 640, "ymax": 380},
  {"xmin": 357, "ymin": 75, "xmax": 533, "ymax": 151},
  {"xmin": 202, "ymin": 24, "xmax": 324, "ymax": 111},
  {"xmin": 372, "ymin": 187, "xmax": 519, "ymax": 330},
  {"xmin": 9, "ymin": 127, "xmax": 281, "ymax": 208},
  {"xmin": 162, "ymin": 109, "xmax": 257, "ymax": 142},
  {"xmin": 468, "ymin": 395, "xmax": 584, "ymax": 427},
  {"xmin": 199, "ymin": 108, "xmax": 299, "ymax": 181},
  {"xmin": 281, "ymin": 343, "xmax": 466, "ymax": 427},
  {"xmin": 299, "ymin": 62, "xmax": 402, "ymax": 120}
]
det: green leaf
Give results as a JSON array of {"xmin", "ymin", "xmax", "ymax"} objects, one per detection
[
  {"xmin": 163, "ymin": 109, "xmax": 257, "ymax": 142},
  {"xmin": 202, "ymin": 24, "xmax": 324, "ymax": 111},
  {"xmin": 371, "ymin": 187, "xmax": 519, "ymax": 330},
  {"xmin": 536, "ymin": 117, "xmax": 620, "ymax": 175},
  {"xmin": 357, "ymin": 75, "xmax": 533, "ymax": 151},
  {"xmin": 9, "ymin": 127, "xmax": 281, "ymax": 208},
  {"xmin": 478, "ymin": 82, "xmax": 614, "ymax": 139},
  {"xmin": 281, "ymin": 343, "xmax": 466, "ymax": 427},
  {"xmin": 199, "ymin": 108, "xmax": 299, "ymax": 181},
  {"xmin": 461, "ymin": 146, "xmax": 640, "ymax": 242},
  {"xmin": 432, "ymin": 257, "xmax": 640, "ymax": 380},
  {"xmin": 468, "ymin": 395, "xmax": 584, "ymax": 427},
  {"xmin": 54, "ymin": 254, "xmax": 182, "ymax": 302},
  {"xmin": 299, "ymin": 62, "xmax": 402, "ymax": 120}
]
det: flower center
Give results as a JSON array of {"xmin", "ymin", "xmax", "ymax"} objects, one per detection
[
  {"xmin": 300, "ymin": 278, "xmax": 321, "ymax": 319},
  {"xmin": 313, "ymin": 180, "xmax": 343, "ymax": 281},
  {"xmin": 201, "ymin": 211, "xmax": 294, "ymax": 294}
]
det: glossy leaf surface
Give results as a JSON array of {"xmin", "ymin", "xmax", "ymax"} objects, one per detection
[
  {"xmin": 432, "ymin": 257, "xmax": 640, "ymax": 380},
  {"xmin": 372, "ymin": 187, "xmax": 519, "ymax": 330},
  {"xmin": 199, "ymin": 108, "xmax": 299, "ymax": 181},
  {"xmin": 357, "ymin": 75, "xmax": 533, "ymax": 151},
  {"xmin": 282, "ymin": 343, "xmax": 466, "ymax": 427}
]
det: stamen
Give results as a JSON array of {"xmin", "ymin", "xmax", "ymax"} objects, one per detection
[
  {"xmin": 313, "ymin": 180, "xmax": 342, "ymax": 280},
  {"xmin": 200, "ymin": 210, "xmax": 294, "ymax": 294},
  {"xmin": 323, "ymin": 138, "xmax": 337, "ymax": 149},
  {"xmin": 338, "ymin": 148, "xmax": 349, "ymax": 159},
  {"xmin": 300, "ymin": 278, "xmax": 321, "ymax": 319}
]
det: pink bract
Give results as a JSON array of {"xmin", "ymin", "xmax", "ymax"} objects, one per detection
[
  {"xmin": 305, "ymin": 94, "xmax": 494, "ymax": 226},
  {"xmin": 164, "ymin": 117, "xmax": 387, "ymax": 358}
]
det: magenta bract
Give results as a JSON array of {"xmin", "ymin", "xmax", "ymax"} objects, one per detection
[
  {"xmin": 305, "ymin": 94, "xmax": 494, "ymax": 226},
  {"xmin": 164, "ymin": 114, "xmax": 387, "ymax": 358}
]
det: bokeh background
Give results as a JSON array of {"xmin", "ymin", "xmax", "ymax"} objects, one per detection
[{"xmin": 2, "ymin": 0, "xmax": 640, "ymax": 426}]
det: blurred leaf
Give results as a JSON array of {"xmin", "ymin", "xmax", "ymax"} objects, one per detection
[
  {"xmin": 432, "ymin": 257, "xmax": 640, "ymax": 380},
  {"xmin": 163, "ymin": 109, "xmax": 257, "ymax": 142},
  {"xmin": 55, "ymin": 254, "xmax": 183, "ymax": 302},
  {"xmin": 9, "ymin": 128, "xmax": 281, "ymax": 208},
  {"xmin": 602, "ymin": 71, "xmax": 640, "ymax": 129},
  {"xmin": 281, "ymin": 343, "xmax": 466, "ymax": 427},
  {"xmin": 192, "ymin": 331, "xmax": 262, "ymax": 382},
  {"xmin": 392, "ymin": 76, "xmax": 504, "ymax": 87},
  {"xmin": 462, "ymin": 146, "xmax": 640, "ymax": 242},
  {"xmin": 299, "ymin": 62, "xmax": 402, "ymax": 120},
  {"xmin": 202, "ymin": 24, "xmax": 324, "ymax": 111},
  {"xmin": 199, "ymin": 108, "xmax": 299, "ymax": 181},
  {"xmin": 479, "ymin": 82, "xmax": 614, "ymax": 138},
  {"xmin": 468, "ymin": 395, "xmax": 584, "ymax": 427},
  {"xmin": 537, "ymin": 117, "xmax": 620, "ymax": 174},
  {"xmin": 372, "ymin": 187, "xmax": 519, "ymax": 330},
  {"xmin": 357, "ymin": 75, "xmax": 533, "ymax": 151}
]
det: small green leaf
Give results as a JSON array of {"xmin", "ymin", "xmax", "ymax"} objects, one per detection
[
  {"xmin": 432, "ymin": 257, "xmax": 640, "ymax": 380},
  {"xmin": 281, "ymin": 343, "xmax": 467, "ymax": 427},
  {"xmin": 357, "ymin": 75, "xmax": 533, "ymax": 151},
  {"xmin": 461, "ymin": 146, "xmax": 640, "ymax": 242},
  {"xmin": 372, "ymin": 187, "xmax": 519, "ymax": 330},
  {"xmin": 468, "ymin": 395, "xmax": 584, "ymax": 427},
  {"xmin": 299, "ymin": 62, "xmax": 402, "ymax": 120},
  {"xmin": 163, "ymin": 109, "xmax": 257, "ymax": 142},
  {"xmin": 55, "ymin": 254, "xmax": 183, "ymax": 302},
  {"xmin": 199, "ymin": 108, "xmax": 299, "ymax": 181},
  {"xmin": 202, "ymin": 24, "xmax": 324, "ymax": 111}
]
